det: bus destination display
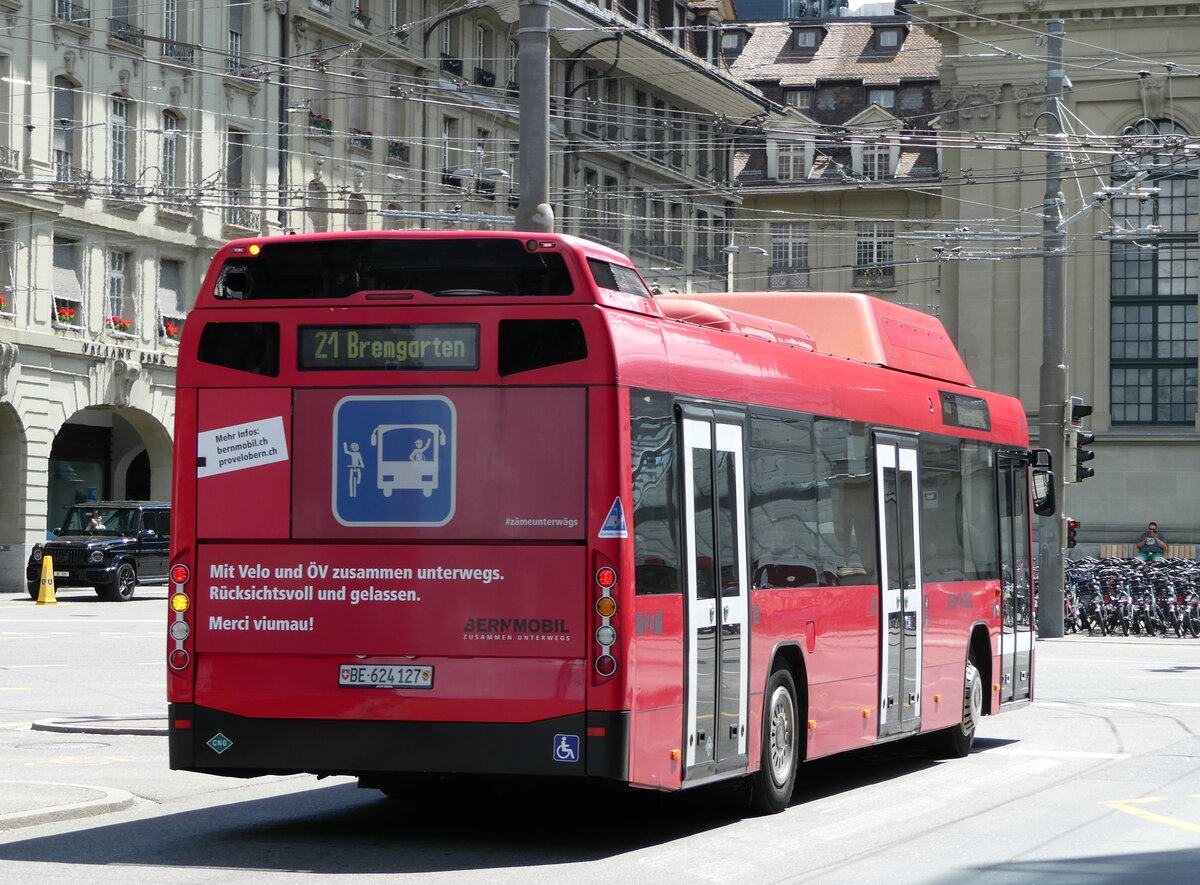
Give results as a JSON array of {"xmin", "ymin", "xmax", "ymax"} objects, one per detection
[{"xmin": 299, "ymin": 324, "xmax": 479, "ymax": 370}]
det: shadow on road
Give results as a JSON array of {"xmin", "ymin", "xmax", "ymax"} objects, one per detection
[
  {"xmin": 0, "ymin": 741, "xmax": 1004, "ymax": 874},
  {"xmin": 927, "ymin": 848, "xmax": 1200, "ymax": 884}
]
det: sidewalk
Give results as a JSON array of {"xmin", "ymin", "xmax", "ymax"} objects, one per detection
[{"xmin": 0, "ymin": 715, "xmax": 165, "ymax": 831}]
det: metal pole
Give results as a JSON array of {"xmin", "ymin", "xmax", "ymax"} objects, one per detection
[
  {"xmin": 1037, "ymin": 19, "xmax": 1066, "ymax": 638},
  {"xmin": 514, "ymin": 0, "xmax": 554, "ymax": 233},
  {"xmin": 276, "ymin": 2, "xmax": 290, "ymax": 231}
]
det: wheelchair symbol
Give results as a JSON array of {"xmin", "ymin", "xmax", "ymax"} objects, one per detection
[{"xmin": 553, "ymin": 734, "xmax": 579, "ymax": 763}]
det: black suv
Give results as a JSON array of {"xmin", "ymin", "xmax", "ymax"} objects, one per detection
[{"xmin": 27, "ymin": 502, "xmax": 171, "ymax": 601}]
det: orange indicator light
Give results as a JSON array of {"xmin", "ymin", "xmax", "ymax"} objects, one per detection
[
  {"xmin": 596, "ymin": 596, "xmax": 616, "ymax": 618},
  {"xmin": 170, "ymin": 592, "xmax": 190, "ymax": 613},
  {"xmin": 247, "ymin": 243, "xmax": 261, "ymax": 256}
]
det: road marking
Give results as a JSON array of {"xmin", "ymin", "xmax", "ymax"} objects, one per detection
[
  {"xmin": 1105, "ymin": 798, "xmax": 1200, "ymax": 834},
  {"xmin": 1086, "ymin": 701, "xmax": 1137, "ymax": 708},
  {"xmin": 1, "ymin": 663, "xmax": 69, "ymax": 669},
  {"xmin": 0, "ymin": 688, "xmax": 33, "ymax": 692},
  {"xmin": 0, "ymin": 722, "xmax": 30, "ymax": 729},
  {"xmin": 992, "ymin": 747, "xmax": 1128, "ymax": 760}
]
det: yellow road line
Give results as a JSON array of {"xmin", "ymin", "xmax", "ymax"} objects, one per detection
[{"xmin": 1105, "ymin": 799, "xmax": 1200, "ymax": 834}]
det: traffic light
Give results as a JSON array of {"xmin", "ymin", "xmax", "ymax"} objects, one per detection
[
  {"xmin": 1068, "ymin": 396, "xmax": 1096, "ymax": 482},
  {"xmin": 1068, "ymin": 518, "xmax": 1080, "ymax": 548}
]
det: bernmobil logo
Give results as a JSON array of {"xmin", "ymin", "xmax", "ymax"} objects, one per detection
[{"xmin": 462, "ymin": 617, "xmax": 571, "ymax": 641}]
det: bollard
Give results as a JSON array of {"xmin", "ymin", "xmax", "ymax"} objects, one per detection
[{"xmin": 36, "ymin": 554, "xmax": 57, "ymax": 606}]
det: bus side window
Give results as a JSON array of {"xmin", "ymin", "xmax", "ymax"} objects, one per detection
[
  {"xmin": 631, "ymin": 392, "xmax": 681, "ymax": 595},
  {"xmin": 197, "ymin": 322, "xmax": 281, "ymax": 377}
]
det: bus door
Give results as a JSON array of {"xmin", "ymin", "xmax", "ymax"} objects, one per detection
[
  {"xmin": 680, "ymin": 409, "xmax": 749, "ymax": 780},
  {"xmin": 874, "ymin": 434, "xmax": 923, "ymax": 737},
  {"xmin": 997, "ymin": 453, "xmax": 1033, "ymax": 704}
]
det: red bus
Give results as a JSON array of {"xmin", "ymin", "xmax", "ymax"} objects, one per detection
[{"xmin": 167, "ymin": 231, "xmax": 1052, "ymax": 813}]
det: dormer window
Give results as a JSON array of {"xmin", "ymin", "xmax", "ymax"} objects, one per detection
[
  {"xmin": 867, "ymin": 88, "xmax": 896, "ymax": 110},
  {"xmin": 722, "ymin": 28, "xmax": 750, "ymax": 62},
  {"xmin": 795, "ymin": 29, "xmax": 820, "ymax": 50},
  {"xmin": 785, "ymin": 90, "xmax": 813, "ymax": 112},
  {"xmin": 874, "ymin": 27, "xmax": 904, "ymax": 50}
]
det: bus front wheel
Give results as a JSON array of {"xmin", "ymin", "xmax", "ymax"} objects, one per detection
[
  {"xmin": 749, "ymin": 665, "xmax": 800, "ymax": 815},
  {"xmin": 932, "ymin": 657, "xmax": 982, "ymax": 759}
]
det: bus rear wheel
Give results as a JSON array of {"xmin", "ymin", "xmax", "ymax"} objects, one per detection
[{"xmin": 749, "ymin": 665, "xmax": 799, "ymax": 815}]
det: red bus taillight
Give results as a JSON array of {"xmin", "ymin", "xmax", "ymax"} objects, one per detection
[
  {"xmin": 169, "ymin": 562, "xmax": 192, "ymax": 672},
  {"xmin": 594, "ymin": 564, "xmax": 617, "ymax": 677}
]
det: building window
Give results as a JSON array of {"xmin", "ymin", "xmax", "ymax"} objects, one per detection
[
  {"xmin": 52, "ymin": 77, "xmax": 78, "ymax": 183},
  {"xmin": 672, "ymin": 3, "xmax": 687, "ymax": 48},
  {"xmin": 1110, "ymin": 118, "xmax": 1198, "ymax": 424},
  {"xmin": 795, "ymin": 30, "xmax": 818, "ymax": 49},
  {"xmin": 862, "ymin": 143, "xmax": 891, "ymax": 180},
  {"xmin": 441, "ymin": 116, "xmax": 460, "ymax": 175},
  {"xmin": 52, "ymin": 237, "xmax": 83, "ymax": 327},
  {"xmin": 224, "ymin": 128, "xmax": 256, "ymax": 229},
  {"xmin": 770, "ymin": 222, "xmax": 810, "ymax": 290},
  {"xmin": 604, "ymin": 78, "xmax": 622, "ymax": 141},
  {"xmin": 388, "ymin": 0, "xmax": 409, "ymax": 45},
  {"xmin": 106, "ymin": 250, "xmax": 133, "ymax": 334},
  {"xmin": 867, "ymin": 88, "xmax": 896, "ymax": 110},
  {"xmin": 778, "ymin": 141, "xmax": 806, "ymax": 181},
  {"xmin": 855, "ymin": 221, "xmax": 894, "ymax": 288},
  {"xmin": 227, "ymin": 0, "xmax": 244, "ymax": 74},
  {"xmin": 669, "ymin": 107, "xmax": 685, "ymax": 170},
  {"xmin": 161, "ymin": 111, "xmax": 180, "ymax": 190},
  {"xmin": 158, "ymin": 258, "xmax": 186, "ymax": 342},
  {"xmin": 506, "ymin": 40, "xmax": 519, "ymax": 93},
  {"xmin": 876, "ymin": 28, "xmax": 900, "ymax": 49},
  {"xmin": 784, "ymin": 90, "xmax": 813, "ymax": 112},
  {"xmin": 633, "ymin": 91, "xmax": 649, "ymax": 155},
  {"xmin": 110, "ymin": 95, "xmax": 130, "ymax": 188},
  {"xmin": 0, "ymin": 222, "xmax": 14, "ymax": 316},
  {"xmin": 582, "ymin": 68, "xmax": 600, "ymax": 137},
  {"xmin": 652, "ymin": 98, "xmax": 666, "ymax": 164}
]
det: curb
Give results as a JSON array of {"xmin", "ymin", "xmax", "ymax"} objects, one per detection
[
  {"xmin": 31, "ymin": 715, "xmax": 168, "ymax": 737},
  {"xmin": 0, "ymin": 782, "xmax": 137, "ymax": 831}
]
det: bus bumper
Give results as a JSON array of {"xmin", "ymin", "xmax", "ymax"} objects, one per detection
[{"xmin": 169, "ymin": 704, "xmax": 630, "ymax": 781}]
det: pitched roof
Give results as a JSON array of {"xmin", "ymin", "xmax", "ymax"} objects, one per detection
[{"xmin": 729, "ymin": 19, "xmax": 941, "ymax": 86}]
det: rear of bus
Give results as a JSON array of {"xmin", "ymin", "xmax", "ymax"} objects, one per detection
[{"xmin": 167, "ymin": 232, "xmax": 648, "ymax": 787}]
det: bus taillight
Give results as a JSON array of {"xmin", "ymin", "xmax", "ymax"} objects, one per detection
[
  {"xmin": 169, "ymin": 562, "xmax": 191, "ymax": 670},
  {"xmin": 594, "ymin": 563, "xmax": 618, "ymax": 677}
]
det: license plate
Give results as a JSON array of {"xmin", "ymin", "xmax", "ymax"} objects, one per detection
[
  {"xmin": 338, "ymin": 663, "xmax": 433, "ymax": 689},
  {"xmin": 53, "ymin": 571, "xmax": 69, "ymax": 577}
]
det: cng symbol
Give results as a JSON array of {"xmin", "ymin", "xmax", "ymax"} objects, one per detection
[
  {"xmin": 206, "ymin": 733, "xmax": 233, "ymax": 755},
  {"xmin": 332, "ymin": 395, "xmax": 457, "ymax": 527}
]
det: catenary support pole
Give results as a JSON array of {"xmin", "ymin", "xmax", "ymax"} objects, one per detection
[
  {"xmin": 1037, "ymin": 19, "xmax": 1067, "ymax": 638},
  {"xmin": 514, "ymin": 0, "xmax": 554, "ymax": 233}
]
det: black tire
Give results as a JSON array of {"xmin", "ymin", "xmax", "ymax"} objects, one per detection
[
  {"xmin": 933, "ymin": 657, "xmax": 983, "ymax": 759},
  {"xmin": 1190, "ymin": 611, "xmax": 1200, "ymax": 639},
  {"xmin": 26, "ymin": 581, "xmax": 39, "ymax": 600},
  {"xmin": 102, "ymin": 563, "xmax": 137, "ymax": 601},
  {"xmin": 749, "ymin": 665, "xmax": 800, "ymax": 815}
]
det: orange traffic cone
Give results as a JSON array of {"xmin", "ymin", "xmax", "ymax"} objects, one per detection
[{"xmin": 36, "ymin": 555, "xmax": 57, "ymax": 605}]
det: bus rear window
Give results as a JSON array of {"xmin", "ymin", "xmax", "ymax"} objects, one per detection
[
  {"xmin": 498, "ymin": 319, "xmax": 587, "ymax": 376},
  {"xmin": 214, "ymin": 238, "xmax": 575, "ymax": 300},
  {"xmin": 197, "ymin": 322, "xmax": 280, "ymax": 377},
  {"xmin": 589, "ymin": 258, "xmax": 651, "ymax": 297}
]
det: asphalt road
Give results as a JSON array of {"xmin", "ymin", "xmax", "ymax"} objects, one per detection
[{"xmin": 1, "ymin": 589, "xmax": 1198, "ymax": 883}]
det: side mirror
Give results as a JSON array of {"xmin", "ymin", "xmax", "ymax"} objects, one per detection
[
  {"xmin": 139, "ymin": 529, "xmax": 158, "ymax": 541},
  {"xmin": 50, "ymin": 528, "xmax": 60, "ymax": 537},
  {"xmin": 1029, "ymin": 448, "xmax": 1056, "ymax": 517}
]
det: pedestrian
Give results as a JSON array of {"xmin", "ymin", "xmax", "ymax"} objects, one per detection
[{"xmin": 1136, "ymin": 522, "xmax": 1168, "ymax": 561}]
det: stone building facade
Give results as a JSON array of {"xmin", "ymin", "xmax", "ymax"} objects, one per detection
[{"xmin": 0, "ymin": 0, "xmax": 773, "ymax": 592}]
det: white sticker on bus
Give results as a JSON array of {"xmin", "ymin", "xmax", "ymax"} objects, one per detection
[{"xmin": 198, "ymin": 416, "xmax": 289, "ymax": 478}]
